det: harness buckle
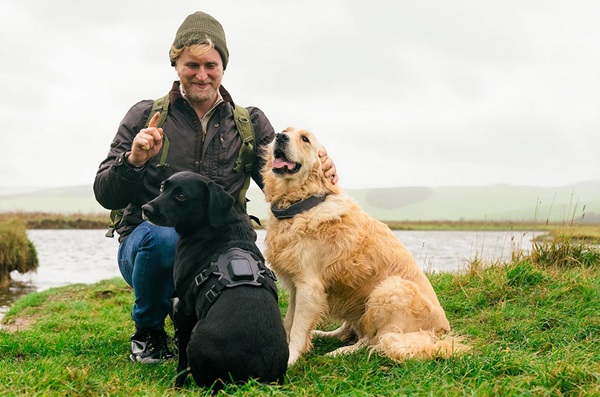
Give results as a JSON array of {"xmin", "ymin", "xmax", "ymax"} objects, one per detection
[
  {"xmin": 205, "ymin": 287, "xmax": 219, "ymax": 304},
  {"xmin": 195, "ymin": 265, "xmax": 218, "ymax": 286},
  {"xmin": 194, "ymin": 271, "xmax": 210, "ymax": 286},
  {"xmin": 264, "ymin": 267, "xmax": 277, "ymax": 281}
]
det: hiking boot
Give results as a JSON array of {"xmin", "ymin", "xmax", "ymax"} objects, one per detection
[{"xmin": 129, "ymin": 327, "xmax": 174, "ymax": 364}]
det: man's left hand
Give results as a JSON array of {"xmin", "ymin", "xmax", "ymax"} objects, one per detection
[{"xmin": 318, "ymin": 145, "xmax": 338, "ymax": 185}]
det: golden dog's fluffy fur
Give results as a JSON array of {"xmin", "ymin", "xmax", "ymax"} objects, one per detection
[{"xmin": 262, "ymin": 127, "xmax": 467, "ymax": 366}]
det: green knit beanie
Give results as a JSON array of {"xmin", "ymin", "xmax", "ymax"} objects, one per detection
[{"xmin": 170, "ymin": 11, "xmax": 229, "ymax": 69}]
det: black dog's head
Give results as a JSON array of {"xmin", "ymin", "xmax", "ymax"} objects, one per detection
[{"xmin": 142, "ymin": 171, "xmax": 236, "ymax": 235}]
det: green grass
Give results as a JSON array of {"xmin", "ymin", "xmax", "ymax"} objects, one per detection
[{"xmin": 1, "ymin": 235, "xmax": 599, "ymax": 396}]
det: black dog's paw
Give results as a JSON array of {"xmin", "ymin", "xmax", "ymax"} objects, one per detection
[{"xmin": 174, "ymin": 368, "xmax": 191, "ymax": 389}]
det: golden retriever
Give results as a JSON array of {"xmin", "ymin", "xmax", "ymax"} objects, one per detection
[{"xmin": 261, "ymin": 127, "xmax": 467, "ymax": 366}]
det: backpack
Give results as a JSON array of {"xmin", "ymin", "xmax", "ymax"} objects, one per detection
[{"xmin": 105, "ymin": 94, "xmax": 256, "ymax": 238}]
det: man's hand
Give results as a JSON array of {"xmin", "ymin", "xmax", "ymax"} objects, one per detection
[
  {"xmin": 318, "ymin": 145, "xmax": 338, "ymax": 185},
  {"xmin": 127, "ymin": 112, "xmax": 164, "ymax": 167}
]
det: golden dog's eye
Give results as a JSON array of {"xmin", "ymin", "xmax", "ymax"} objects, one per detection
[{"xmin": 301, "ymin": 135, "xmax": 310, "ymax": 143}]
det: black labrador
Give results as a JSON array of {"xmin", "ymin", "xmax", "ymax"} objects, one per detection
[{"xmin": 142, "ymin": 171, "xmax": 288, "ymax": 391}]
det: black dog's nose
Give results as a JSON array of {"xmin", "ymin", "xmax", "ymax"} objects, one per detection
[
  {"xmin": 141, "ymin": 204, "xmax": 154, "ymax": 219},
  {"xmin": 275, "ymin": 133, "xmax": 289, "ymax": 143}
]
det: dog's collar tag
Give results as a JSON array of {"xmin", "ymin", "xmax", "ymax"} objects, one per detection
[{"xmin": 271, "ymin": 195, "xmax": 327, "ymax": 219}]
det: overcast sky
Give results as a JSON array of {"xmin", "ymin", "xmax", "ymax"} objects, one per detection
[{"xmin": 2, "ymin": 0, "xmax": 599, "ymax": 190}]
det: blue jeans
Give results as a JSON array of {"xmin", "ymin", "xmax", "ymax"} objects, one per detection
[{"xmin": 117, "ymin": 221, "xmax": 178, "ymax": 331}]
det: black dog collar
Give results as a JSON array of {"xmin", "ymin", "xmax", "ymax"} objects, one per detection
[{"xmin": 271, "ymin": 195, "xmax": 327, "ymax": 219}]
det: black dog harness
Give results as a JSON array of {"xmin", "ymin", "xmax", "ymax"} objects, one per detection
[{"xmin": 193, "ymin": 248, "xmax": 278, "ymax": 319}]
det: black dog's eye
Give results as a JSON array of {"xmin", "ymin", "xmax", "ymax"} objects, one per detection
[
  {"xmin": 175, "ymin": 193, "xmax": 187, "ymax": 202},
  {"xmin": 159, "ymin": 183, "xmax": 165, "ymax": 193},
  {"xmin": 301, "ymin": 135, "xmax": 310, "ymax": 143}
]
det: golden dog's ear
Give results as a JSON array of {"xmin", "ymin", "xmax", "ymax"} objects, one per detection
[{"xmin": 205, "ymin": 181, "xmax": 236, "ymax": 228}]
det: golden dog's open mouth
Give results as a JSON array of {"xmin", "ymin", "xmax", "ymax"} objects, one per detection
[{"xmin": 272, "ymin": 148, "xmax": 301, "ymax": 175}]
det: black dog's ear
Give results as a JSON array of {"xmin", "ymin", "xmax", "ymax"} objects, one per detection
[{"xmin": 205, "ymin": 181, "xmax": 236, "ymax": 228}]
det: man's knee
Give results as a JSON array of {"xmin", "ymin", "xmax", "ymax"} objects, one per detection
[{"xmin": 142, "ymin": 224, "xmax": 178, "ymax": 265}]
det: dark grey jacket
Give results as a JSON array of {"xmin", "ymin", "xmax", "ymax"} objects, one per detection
[{"xmin": 93, "ymin": 82, "xmax": 275, "ymax": 242}]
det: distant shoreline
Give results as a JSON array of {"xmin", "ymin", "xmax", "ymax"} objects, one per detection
[{"xmin": 1, "ymin": 212, "xmax": 599, "ymax": 241}]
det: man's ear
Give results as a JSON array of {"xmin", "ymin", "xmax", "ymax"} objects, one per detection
[{"xmin": 206, "ymin": 181, "xmax": 236, "ymax": 228}]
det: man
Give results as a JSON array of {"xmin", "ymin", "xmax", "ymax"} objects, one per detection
[{"xmin": 94, "ymin": 11, "xmax": 337, "ymax": 363}]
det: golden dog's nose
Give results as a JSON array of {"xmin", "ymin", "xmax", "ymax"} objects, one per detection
[{"xmin": 275, "ymin": 133, "xmax": 289, "ymax": 143}]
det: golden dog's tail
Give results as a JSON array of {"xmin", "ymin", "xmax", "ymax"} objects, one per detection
[
  {"xmin": 360, "ymin": 275, "xmax": 469, "ymax": 362},
  {"xmin": 371, "ymin": 330, "xmax": 469, "ymax": 362}
]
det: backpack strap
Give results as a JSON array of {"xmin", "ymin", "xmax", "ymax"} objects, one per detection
[
  {"xmin": 146, "ymin": 94, "xmax": 170, "ymax": 169},
  {"xmin": 231, "ymin": 105, "xmax": 256, "ymax": 212}
]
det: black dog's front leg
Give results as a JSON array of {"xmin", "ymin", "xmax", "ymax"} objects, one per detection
[{"xmin": 174, "ymin": 307, "xmax": 194, "ymax": 388}]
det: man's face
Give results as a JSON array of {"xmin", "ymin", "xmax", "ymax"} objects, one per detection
[{"xmin": 175, "ymin": 47, "xmax": 223, "ymax": 106}]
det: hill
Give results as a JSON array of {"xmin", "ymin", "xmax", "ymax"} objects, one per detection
[{"xmin": 1, "ymin": 181, "xmax": 599, "ymax": 223}]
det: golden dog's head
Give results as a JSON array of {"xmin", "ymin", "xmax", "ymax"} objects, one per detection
[{"xmin": 262, "ymin": 127, "xmax": 338, "ymax": 205}]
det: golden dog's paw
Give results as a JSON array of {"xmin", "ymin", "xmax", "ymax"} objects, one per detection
[
  {"xmin": 326, "ymin": 339, "xmax": 367, "ymax": 357},
  {"xmin": 287, "ymin": 349, "xmax": 301, "ymax": 366}
]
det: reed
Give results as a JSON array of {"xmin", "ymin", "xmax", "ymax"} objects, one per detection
[
  {"xmin": 0, "ymin": 219, "xmax": 38, "ymax": 287},
  {"xmin": 0, "ymin": 212, "xmax": 109, "ymax": 230}
]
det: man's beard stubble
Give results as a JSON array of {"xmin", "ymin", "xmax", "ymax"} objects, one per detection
[{"xmin": 182, "ymin": 81, "xmax": 217, "ymax": 105}]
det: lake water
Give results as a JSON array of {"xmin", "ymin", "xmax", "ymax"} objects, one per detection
[{"xmin": 0, "ymin": 228, "xmax": 542, "ymax": 321}]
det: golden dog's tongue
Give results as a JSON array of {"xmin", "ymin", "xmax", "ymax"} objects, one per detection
[{"xmin": 272, "ymin": 157, "xmax": 296, "ymax": 170}]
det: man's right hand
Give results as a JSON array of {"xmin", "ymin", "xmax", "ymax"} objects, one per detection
[{"xmin": 127, "ymin": 112, "xmax": 164, "ymax": 167}]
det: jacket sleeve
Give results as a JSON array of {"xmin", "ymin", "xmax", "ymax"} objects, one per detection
[
  {"xmin": 93, "ymin": 100, "xmax": 153, "ymax": 210},
  {"xmin": 248, "ymin": 106, "xmax": 275, "ymax": 191}
]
